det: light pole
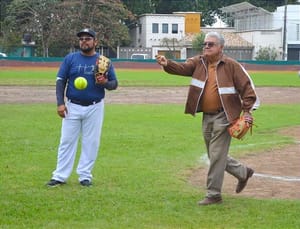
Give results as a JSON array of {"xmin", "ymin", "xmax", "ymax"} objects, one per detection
[{"xmin": 282, "ymin": 0, "xmax": 288, "ymax": 60}]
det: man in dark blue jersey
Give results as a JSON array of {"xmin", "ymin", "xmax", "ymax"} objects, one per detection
[{"xmin": 47, "ymin": 28, "xmax": 118, "ymax": 187}]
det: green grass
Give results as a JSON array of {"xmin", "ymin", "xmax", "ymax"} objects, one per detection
[
  {"xmin": 0, "ymin": 68, "xmax": 189, "ymax": 86},
  {"xmin": 1, "ymin": 68, "xmax": 300, "ymax": 87},
  {"xmin": 250, "ymin": 71, "xmax": 300, "ymax": 87},
  {"xmin": 1, "ymin": 67, "xmax": 300, "ymax": 228},
  {"xmin": 0, "ymin": 103, "xmax": 300, "ymax": 228}
]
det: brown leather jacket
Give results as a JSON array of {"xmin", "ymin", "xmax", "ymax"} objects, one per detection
[{"xmin": 163, "ymin": 54, "xmax": 259, "ymax": 123}]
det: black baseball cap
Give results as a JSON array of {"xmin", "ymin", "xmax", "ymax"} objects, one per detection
[{"xmin": 77, "ymin": 28, "xmax": 96, "ymax": 38}]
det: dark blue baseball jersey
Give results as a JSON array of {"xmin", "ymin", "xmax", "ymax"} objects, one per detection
[{"xmin": 56, "ymin": 52, "xmax": 117, "ymax": 105}]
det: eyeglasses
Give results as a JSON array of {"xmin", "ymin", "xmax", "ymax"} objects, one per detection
[
  {"xmin": 202, "ymin": 42, "xmax": 218, "ymax": 48},
  {"xmin": 79, "ymin": 37, "xmax": 94, "ymax": 41}
]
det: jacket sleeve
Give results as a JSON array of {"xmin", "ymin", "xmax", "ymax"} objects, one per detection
[
  {"xmin": 163, "ymin": 57, "xmax": 198, "ymax": 76},
  {"xmin": 234, "ymin": 63, "xmax": 259, "ymax": 111}
]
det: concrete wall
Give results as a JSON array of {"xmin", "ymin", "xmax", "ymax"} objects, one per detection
[{"xmin": 237, "ymin": 29, "xmax": 282, "ymax": 60}]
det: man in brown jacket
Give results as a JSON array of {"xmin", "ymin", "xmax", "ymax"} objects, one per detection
[{"xmin": 156, "ymin": 31, "xmax": 260, "ymax": 206}]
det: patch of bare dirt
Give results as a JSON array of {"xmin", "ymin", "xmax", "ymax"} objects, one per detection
[
  {"xmin": 1, "ymin": 86, "xmax": 300, "ymax": 105},
  {"xmin": 188, "ymin": 126, "xmax": 300, "ymax": 200}
]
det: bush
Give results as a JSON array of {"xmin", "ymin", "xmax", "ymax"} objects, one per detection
[{"xmin": 255, "ymin": 46, "xmax": 278, "ymax": 60}]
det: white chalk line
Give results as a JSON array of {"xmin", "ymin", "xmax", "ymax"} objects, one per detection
[
  {"xmin": 199, "ymin": 155, "xmax": 300, "ymax": 182},
  {"xmin": 198, "ymin": 140, "xmax": 299, "ymax": 161},
  {"xmin": 231, "ymin": 140, "xmax": 300, "ymax": 149},
  {"xmin": 254, "ymin": 173, "xmax": 300, "ymax": 182}
]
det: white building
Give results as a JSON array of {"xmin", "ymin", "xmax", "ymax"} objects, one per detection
[
  {"xmin": 122, "ymin": 12, "xmax": 201, "ymax": 59},
  {"xmin": 221, "ymin": 1, "xmax": 300, "ymax": 60},
  {"xmin": 272, "ymin": 4, "xmax": 300, "ymax": 60},
  {"xmin": 133, "ymin": 14, "xmax": 185, "ymax": 48}
]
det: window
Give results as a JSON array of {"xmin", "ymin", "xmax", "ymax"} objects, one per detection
[
  {"xmin": 162, "ymin": 23, "xmax": 168, "ymax": 34},
  {"xmin": 172, "ymin": 24, "xmax": 178, "ymax": 34},
  {"xmin": 152, "ymin": 23, "xmax": 159, "ymax": 33},
  {"xmin": 297, "ymin": 24, "xmax": 300, "ymax": 41}
]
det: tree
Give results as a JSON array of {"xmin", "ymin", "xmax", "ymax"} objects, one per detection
[
  {"xmin": 4, "ymin": 0, "xmax": 68, "ymax": 57},
  {"xmin": 2, "ymin": 0, "xmax": 133, "ymax": 57},
  {"xmin": 57, "ymin": 0, "xmax": 133, "ymax": 49},
  {"xmin": 122, "ymin": 0, "xmax": 157, "ymax": 15},
  {"xmin": 155, "ymin": 0, "xmax": 197, "ymax": 14},
  {"xmin": 192, "ymin": 32, "xmax": 205, "ymax": 52},
  {"xmin": 160, "ymin": 37, "xmax": 181, "ymax": 59}
]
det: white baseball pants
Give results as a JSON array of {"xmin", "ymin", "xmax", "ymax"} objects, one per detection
[{"xmin": 51, "ymin": 100, "xmax": 104, "ymax": 183}]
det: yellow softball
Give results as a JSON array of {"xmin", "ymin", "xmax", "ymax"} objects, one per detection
[{"xmin": 74, "ymin": 77, "xmax": 88, "ymax": 90}]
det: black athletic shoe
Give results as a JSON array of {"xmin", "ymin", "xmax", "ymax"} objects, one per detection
[
  {"xmin": 47, "ymin": 179, "xmax": 65, "ymax": 187},
  {"xmin": 80, "ymin": 180, "xmax": 92, "ymax": 187}
]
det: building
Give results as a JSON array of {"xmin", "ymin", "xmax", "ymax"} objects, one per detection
[
  {"xmin": 120, "ymin": 12, "xmax": 201, "ymax": 59},
  {"xmin": 121, "ymin": 1, "xmax": 300, "ymax": 61},
  {"xmin": 221, "ymin": 1, "xmax": 300, "ymax": 60},
  {"xmin": 272, "ymin": 4, "xmax": 300, "ymax": 60},
  {"xmin": 121, "ymin": 11, "xmax": 253, "ymax": 60}
]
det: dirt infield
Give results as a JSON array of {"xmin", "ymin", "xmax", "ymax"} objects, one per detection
[
  {"xmin": 1, "ymin": 84, "xmax": 300, "ymax": 200},
  {"xmin": 1, "ymin": 86, "xmax": 300, "ymax": 105}
]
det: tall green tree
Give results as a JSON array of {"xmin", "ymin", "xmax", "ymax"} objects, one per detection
[
  {"xmin": 57, "ymin": 0, "xmax": 133, "ymax": 49},
  {"xmin": 2, "ymin": 0, "xmax": 132, "ymax": 57},
  {"xmin": 0, "ymin": 0, "xmax": 14, "ymax": 51},
  {"xmin": 3, "ymin": 0, "xmax": 67, "ymax": 56},
  {"xmin": 155, "ymin": 0, "xmax": 197, "ymax": 14},
  {"xmin": 122, "ymin": 0, "xmax": 158, "ymax": 15}
]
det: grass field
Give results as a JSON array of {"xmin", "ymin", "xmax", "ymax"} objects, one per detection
[
  {"xmin": 0, "ymin": 68, "xmax": 300, "ymax": 228},
  {"xmin": 0, "ymin": 68, "xmax": 300, "ymax": 87}
]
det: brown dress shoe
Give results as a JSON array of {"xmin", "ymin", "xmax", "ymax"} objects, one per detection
[
  {"xmin": 236, "ymin": 167, "xmax": 254, "ymax": 193},
  {"xmin": 198, "ymin": 196, "xmax": 223, "ymax": 206}
]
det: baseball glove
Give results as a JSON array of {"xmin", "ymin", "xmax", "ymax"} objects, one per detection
[
  {"xmin": 228, "ymin": 116, "xmax": 253, "ymax": 140},
  {"xmin": 94, "ymin": 55, "xmax": 110, "ymax": 83}
]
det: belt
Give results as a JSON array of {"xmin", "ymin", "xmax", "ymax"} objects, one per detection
[
  {"xmin": 204, "ymin": 107, "xmax": 224, "ymax": 115},
  {"xmin": 69, "ymin": 99, "xmax": 101, "ymax": 106}
]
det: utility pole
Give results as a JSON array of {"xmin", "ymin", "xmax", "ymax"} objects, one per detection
[{"xmin": 282, "ymin": 0, "xmax": 288, "ymax": 60}]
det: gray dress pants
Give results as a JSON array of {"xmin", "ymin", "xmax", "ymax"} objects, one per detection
[{"xmin": 202, "ymin": 111, "xmax": 248, "ymax": 198}]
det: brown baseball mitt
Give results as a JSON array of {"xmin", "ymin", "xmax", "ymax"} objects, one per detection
[
  {"xmin": 228, "ymin": 116, "xmax": 253, "ymax": 140},
  {"xmin": 95, "ymin": 55, "xmax": 110, "ymax": 83}
]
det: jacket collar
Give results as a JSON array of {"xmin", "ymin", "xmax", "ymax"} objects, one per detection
[{"xmin": 199, "ymin": 54, "xmax": 227, "ymax": 66}]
